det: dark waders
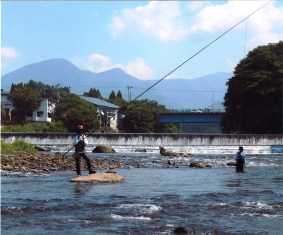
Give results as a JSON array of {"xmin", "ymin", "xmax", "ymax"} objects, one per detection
[
  {"xmin": 236, "ymin": 153, "xmax": 245, "ymax": 173},
  {"xmin": 74, "ymin": 151, "xmax": 93, "ymax": 175},
  {"xmin": 236, "ymin": 161, "xmax": 244, "ymax": 173}
]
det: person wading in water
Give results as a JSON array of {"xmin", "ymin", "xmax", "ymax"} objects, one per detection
[
  {"xmin": 235, "ymin": 146, "xmax": 246, "ymax": 173},
  {"xmin": 73, "ymin": 124, "xmax": 96, "ymax": 176}
]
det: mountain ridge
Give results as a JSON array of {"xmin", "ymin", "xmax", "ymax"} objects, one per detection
[{"xmin": 1, "ymin": 58, "xmax": 232, "ymax": 109}]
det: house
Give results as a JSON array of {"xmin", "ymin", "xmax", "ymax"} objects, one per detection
[
  {"xmin": 79, "ymin": 96, "xmax": 122, "ymax": 131},
  {"xmin": 1, "ymin": 89, "xmax": 55, "ymax": 123},
  {"xmin": 26, "ymin": 98, "xmax": 55, "ymax": 123}
]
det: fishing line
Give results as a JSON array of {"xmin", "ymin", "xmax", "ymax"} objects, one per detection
[{"xmin": 62, "ymin": 0, "xmax": 272, "ymax": 156}]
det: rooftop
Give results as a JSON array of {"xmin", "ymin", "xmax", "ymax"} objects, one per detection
[{"xmin": 79, "ymin": 96, "xmax": 120, "ymax": 109}]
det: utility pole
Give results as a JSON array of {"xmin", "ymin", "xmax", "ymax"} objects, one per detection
[
  {"xmin": 56, "ymin": 84, "xmax": 61, "ymax": 103},
  {"xmin": 127, "ymin": 86, "xmax": 133, "ymax": 102}
]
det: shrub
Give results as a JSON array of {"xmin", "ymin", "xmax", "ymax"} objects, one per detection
[
  {"xmin": 1, "ymin": 121, "xmax": 67, "ymax": 133},
  {"xmin": 1, "ymin": 139, "xmax": 36, "ymax": 154}
]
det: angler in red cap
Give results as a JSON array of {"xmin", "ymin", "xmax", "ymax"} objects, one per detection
[{"xmin": 73, "ymin": 124, "xmax": 96, "ymax": 176}]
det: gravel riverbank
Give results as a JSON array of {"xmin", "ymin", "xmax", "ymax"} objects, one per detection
[{"xmin": 1, "ymin": 153, "xmax": 126, "ymax": 174}]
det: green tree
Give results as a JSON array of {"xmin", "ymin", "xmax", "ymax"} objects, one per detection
[
  {"xmin": 8, "ymin": 86, "xmax": 42, "ymax": 121},
  {"xmin": 123, "ymin": 99, "xmax": 176, "ymax": 133},
  {"xmin": 221, "ymin": 41, "xmax": 283, "ymax": 133},
  {"xmin": 117, "ymin": 90, "xmax": 123, "ymax": 99},
  {"xmin": 109, "ymin": 90, "xmax": 116, "ymax": 100},
  {"xmin": 96, "ymin": 89, "xmax": 102, "ymax": 99},
  {"xmin": 106, "ymin": 90, "xmax": 127, "ymax": 108},
  {"xmin": 11, "ymin": 80, "xmax": 70, "ymax": 101},
  {"xmin": 84, "ymin": 87, "xmax": 103, "ymax": 99},
  {"xmin": 1, "ymin": 103, "xmax": 7, "ymax": 122},
  {"xmin": 53, "ymin": 93, "xmax": 100, "ymax": 132}
]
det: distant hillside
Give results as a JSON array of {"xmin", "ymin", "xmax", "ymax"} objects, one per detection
[{"xmin": 1, "ymin": 58, "xmax": 232, "ymax": 109}]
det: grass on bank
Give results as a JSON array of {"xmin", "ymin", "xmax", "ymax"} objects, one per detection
[
  {"xmin": 1, "ymin": 121, "xmax": 67, "ymax": 133},
  {"xmin": 0, "ymin": 139, "xmax": 36, "ymax": 155}
]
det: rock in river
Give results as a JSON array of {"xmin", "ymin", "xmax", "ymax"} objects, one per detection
[
  {"xmin": 70, "ymin": 173, "xmax": 124, "ymax": 183},
  {"xmin": 92, "ymin": 145, "xmax": 116, "ymax": 153}
]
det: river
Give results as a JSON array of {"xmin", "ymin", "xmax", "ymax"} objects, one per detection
[{"xmin": 1, "ymin": 151, "xmax": 283, "ymax": 234}]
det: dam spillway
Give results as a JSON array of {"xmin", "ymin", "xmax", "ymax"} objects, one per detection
[{"xmin": 1, "ymin": 133, "xmax": 283, "ymax": 154}]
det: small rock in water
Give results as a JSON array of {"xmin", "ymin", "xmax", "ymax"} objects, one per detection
[
  {"xmin": 189, "ymin": 162, "xmax": 211, "ymax": 168},
  {"xmin": 227, "ymin": 161, "xmax": 236, "ymax": 166},
  {"xmin": 173, "ymin": 226, "xmax": 188, "ymax": 234}
]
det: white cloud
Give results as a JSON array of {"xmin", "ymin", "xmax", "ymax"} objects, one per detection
[
  {"xmin": 81, "ymin": 53, "xmax": 154, "ymax": 80},
  {"xmin": 1, "ymin": 47, "xmax": 19, "ymax": 72},
  {"xmin": 84, "ymin": 53, "xmax": 112, "ymax": 73},
  {"xmin": 244, "ymin": 1, "xmax": 283, "ymax": 47},
  {"xmin": 190, "ymin": 1, "xmax": 265, "ymax": 33},
  {"xmin": 110, "ymin": 16, "xmax": 125, "ymax": 36},
  {"xmin": 227, "ymin": 57, "xmax": 237, "ymax": 71},
  {"xmin": 105, "ymin": 1, "xmax": 283, "ymax": 80},
  {"xmin": 1, "ymin": 47, "xmax": 18, "ymax": 59},
  {"xmin": 187, "ymin": 1, "xmax": 209, "ymax": 12},
  {"xmin": 189, "ymin": 1, "xmax": 283, "ymax": 47},
  {"xmin": 109, "ymin": 1, "xmax": 189, "ymax": 41},
  {"xmin": 109, "ymin": 1, "xmax": 283, "ymax": 46},
  {"xmin": 248, "ymin": 32, "xmax": 282, "ymax": 48},
  {"xmin": 123, "ymin": 58, "xmax": 154, "ymax": 80}
]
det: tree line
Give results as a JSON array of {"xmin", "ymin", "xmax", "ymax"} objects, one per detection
[
  {"xmin": 3, "ymin": 81, "xmax": 180, "ymax": 133},
  {"xmin": 222, "ymin": 41, "xmax": 282, "ymax": 134}
]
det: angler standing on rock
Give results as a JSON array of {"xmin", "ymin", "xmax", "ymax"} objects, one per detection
[{"xmin": 73, "ymin": 124, "xmax": 96, "ymax": 176}]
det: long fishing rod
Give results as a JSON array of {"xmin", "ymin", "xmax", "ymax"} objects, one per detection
[
  {"xmin": 62, "ymin": 0, "xmax": 272, "ymax": 156},
  {"xmin": 117, "ymin": 0, "xmax": 272, "ymax": 108}
]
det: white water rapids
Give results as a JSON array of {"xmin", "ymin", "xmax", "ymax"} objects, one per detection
[{"xmin": 1, "ymin": 133, "xmax": 282, "ymax": 154}]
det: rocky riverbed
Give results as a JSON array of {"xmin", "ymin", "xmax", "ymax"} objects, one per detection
[{"xmin": 1, "ymin": 153, "xmax": 126, "ymax": 174}]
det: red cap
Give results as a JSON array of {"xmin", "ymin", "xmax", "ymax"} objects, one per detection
[{"xmin": 77, "ymin": 124, "xmax": 84, "ymax": 130}]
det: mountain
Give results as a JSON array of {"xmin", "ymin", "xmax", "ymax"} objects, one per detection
[{"xmin": 1, "ymin": 58, "xmax": 232, "ymax": 109}]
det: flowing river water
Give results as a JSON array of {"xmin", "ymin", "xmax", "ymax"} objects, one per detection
[
  {"xmin": 1, "ymin": 134, "xmax": 283, "ymax": 234},
  {"xmin": 1, "ymin": 152, "xmax": 283, "ymax": 235}
]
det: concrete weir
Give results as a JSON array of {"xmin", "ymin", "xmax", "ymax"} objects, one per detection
[{"xmin": 1, "ymin": 133, "xmax": 283, "ymax": 154}]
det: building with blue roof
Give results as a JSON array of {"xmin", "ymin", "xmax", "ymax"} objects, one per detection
[{"xmin": 79, "ymin": 96, "xmax": 122, "ymax": 131}]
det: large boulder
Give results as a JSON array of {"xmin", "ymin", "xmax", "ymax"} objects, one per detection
[
  {"xmin": 92, "ymin": 145, "xmax": 116, "ymax": 153},
  {"xmin": 227, "ymin": 161, "xmax": 237, "ymax": 166},
  {"xmin": 159, "ymin": 146, "xmax": 191, "ymax": 157},
  {"xmin": 70, "ymin": 173, "xmax": 124, "ymax": 183}
]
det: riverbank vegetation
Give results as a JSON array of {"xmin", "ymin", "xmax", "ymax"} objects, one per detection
[
  {"xmin": 1, "ymin": 139, "xmax": 36, "ymax": 154},
  {"xmin": 222, "ymin": 41, "xmax": 283, "ymax": 134},
  {"xmin": 1, "ymin": 121, "xmax": 67, "ymax": 133}
]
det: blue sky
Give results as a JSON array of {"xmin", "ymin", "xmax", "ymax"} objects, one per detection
[{"xmin": 1, "ymin": 1, "xmax": 283, "ymax": 81}]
